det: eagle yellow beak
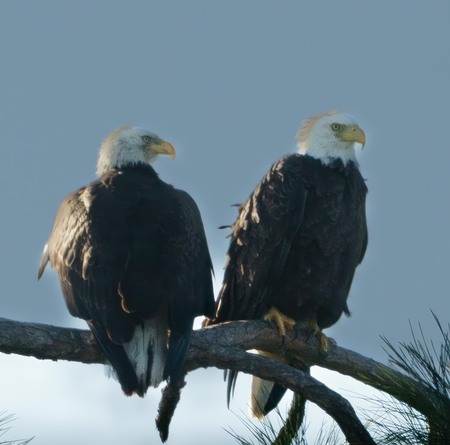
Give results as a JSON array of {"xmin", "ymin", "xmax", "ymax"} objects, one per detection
[
  {"xmin": 340, "ymin": 125, "xmax": 366, "ymax": 147},
  {"xmin": 150, "ymin": 140, "xmax": 176, "ymax": 159}
]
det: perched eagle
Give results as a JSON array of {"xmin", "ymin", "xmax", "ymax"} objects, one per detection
[
  {"xmin": 38, "ymin": 126, "xmax": 215, "ymax": 396},
  {"xmin": 206, "ymin": 110, "xmax": 368, "ymax": 418}
]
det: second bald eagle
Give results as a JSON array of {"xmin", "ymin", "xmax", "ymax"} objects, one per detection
[{"xmin": 207, "ymin": 110, "xmax": 368, "ymax": 418}]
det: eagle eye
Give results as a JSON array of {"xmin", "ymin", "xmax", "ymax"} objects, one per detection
[
  {"xmin": 331, "ymin": 123, "xmax": 342, "ymax": 132},
  {"xmin": 142, "ymin": 135, "xmax": 153, "ymax": 144}
]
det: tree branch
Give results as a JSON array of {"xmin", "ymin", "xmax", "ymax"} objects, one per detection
[
  {"xmin": 273, "ymin": 388, "xmax": 306, "ymax": 445},
  {"xmin": 155, "ymin": 377, "xmax": 186, "ymax": 442},
  {"xmin": 204, "ymin": 347, "xmax": 376, "ymax": 444},
  {"xmin": 1, "ymin": 317, "xmax": 446, "ymax": 442},
  {"xmin": 0, "ymin": 317, "xmax": 103, "ymax": 363}
]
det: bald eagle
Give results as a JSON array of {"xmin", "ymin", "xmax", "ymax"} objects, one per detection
[
  {"xmin": 38, "ymin": 126, "xmax": 215, "ymax": 396},
  {"xmin": 206, "ymin": 110, "xmax": 368, "ymax": 418}
]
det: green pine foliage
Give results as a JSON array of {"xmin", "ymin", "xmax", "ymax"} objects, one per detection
[
  {"xmin": 375, "ymin": 313, "xmax": 450, "ymax": 444},
  {"xmin": 227, "ymin": 405, "xmax": 343, "ymax": 445},
  {"xmin": 0, "ymin": 413, "xmax": 33, "ymax": 445}
]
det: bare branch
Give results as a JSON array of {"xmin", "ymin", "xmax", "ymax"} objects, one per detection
[
  {"xmin": 204, "ymin": 347, "xmax": 376, "ymax": 444},
  {"xmin": 193, "ymin": 320, "xmax": 450, "ymax": 421},
  {"xmin": 1, "ymin": 317, "xmax": 447, "ymax": 443},
  {"xmin": 155, "ymin": 377, "xmax": 186, "ymax": 443},
  {"xmin": 273, "ymin": 392, "xmax": 306, "ymax": 445},
  {"xmin": 0, "ymin": 317, "xmax": 104, "ymax": 364}
]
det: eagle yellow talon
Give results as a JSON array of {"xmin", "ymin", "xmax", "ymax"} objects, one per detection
[
  {"xmin": 301, "ymin": 319, "xmax": 335, "ymax": 353},
  {"xmin": 264, "ymin": 307, "xmax": 296, "ymax": 338},
  {"xmin": 317, "ymin": 331, "xmax": 329, "ymax": 352}
]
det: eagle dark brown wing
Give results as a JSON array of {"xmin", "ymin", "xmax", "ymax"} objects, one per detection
[{"xmin": 211, "ymin": 154, "xmax": 308, "ymax": 323}]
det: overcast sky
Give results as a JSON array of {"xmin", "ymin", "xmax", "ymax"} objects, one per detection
[{"xmin": 1, "ymin": 1, "xmax": 449, "ymax": 444}]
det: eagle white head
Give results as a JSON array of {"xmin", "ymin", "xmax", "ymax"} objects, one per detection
[
  {"xmin": 96, "ymin": 126, "xmax": 176, "ymax": 176},
  {"xmin": 297, "ymin": 111, "xmax": 365, "ymax": 165}
]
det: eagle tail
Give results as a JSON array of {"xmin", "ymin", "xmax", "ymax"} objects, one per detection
[
  {"xmin": 251, "ymin": 378, "xmax": 287, "ymax": 419},
  {"xmin": 123, "ymin": 315, "xmax": 169, "ymax": 392},
  {"xmin": 89, "ymin": 315, "xmax": 169, "ymax": 396},
  {"xmin": 249, "ymin": 350, "xmax": 289, "ymax": 419}
]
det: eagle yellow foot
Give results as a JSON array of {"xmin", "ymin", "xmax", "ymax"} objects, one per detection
[
  {"xmin": 302, "ymin": 320, "xmax": 335, "ymax": 353},
  {"xmin": 263, "ymin": 307, "xmax": 296, "ymax": 338},
  {"xmin": 317, "ymin": 330, "xmax": 331, "ymax": 352}
]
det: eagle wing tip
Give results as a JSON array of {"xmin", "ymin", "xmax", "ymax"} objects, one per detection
[{"xmin": 37, "ymin": 244, "xmax": 49, "ymax": 280}]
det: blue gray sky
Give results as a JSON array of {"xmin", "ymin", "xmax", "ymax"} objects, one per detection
[{"xmin": 1, "ymin": 1, "xmax": 449, "ymax": 444}]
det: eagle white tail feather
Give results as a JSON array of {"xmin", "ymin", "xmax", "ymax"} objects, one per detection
[
  {"xmin": 123, "ymin": 313, "xmax": 169, "ymax": 390},
  {"xmin": 250, "ymin": 350, "xmax": 288, "ymax": 419},
  {"xmin": 251, "ymin": 376, "xmax": 276, "ymax": 419}
]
